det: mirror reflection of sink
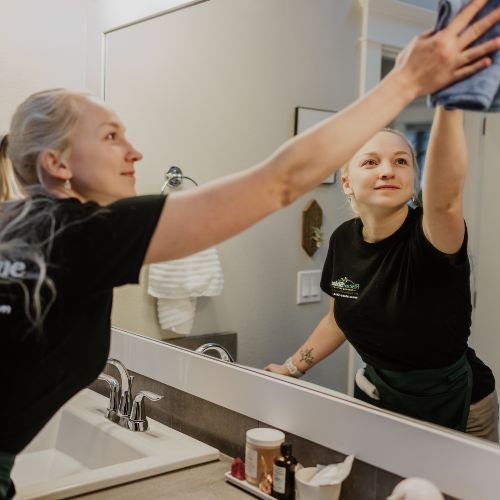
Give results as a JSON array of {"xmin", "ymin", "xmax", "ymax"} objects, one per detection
[{"xmin": 11, "ymin": 389, "xmax": 219, "ymax": 500}]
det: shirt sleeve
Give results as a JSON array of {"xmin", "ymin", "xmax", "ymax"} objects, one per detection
[{"xmin": 51, "ymin": 195, "xmax": 167, "ymax": 293}]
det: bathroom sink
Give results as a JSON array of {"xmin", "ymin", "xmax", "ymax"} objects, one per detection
[{"xmin": 11, "ymin": 389, "xmax": 219, "ymax": 499}]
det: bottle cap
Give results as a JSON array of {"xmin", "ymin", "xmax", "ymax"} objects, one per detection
[
  {"xmin": 246, "ymin": 428, "xmax": 285, "ymax": 448},
  {"xmin": 280, "ymin": 442, "xmax": 292, "ymax": 456}
]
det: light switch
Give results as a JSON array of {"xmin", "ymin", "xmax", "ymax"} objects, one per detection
[{"xmin": 297, "ymin": 270, "xmax": 322, "ymax": 304}]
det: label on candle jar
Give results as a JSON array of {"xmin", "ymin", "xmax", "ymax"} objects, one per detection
[{"xmin": 245, "ymin": 445, "xmax": 257, "ymax": 480}]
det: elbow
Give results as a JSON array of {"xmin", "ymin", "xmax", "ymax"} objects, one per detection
[
  {"xmin": 431, "ymin": 196, "xmax": 463, "ymax": 215},
  {"xmin": 269, "ymin": 140, "xmax": 314, "ymax": 208}
]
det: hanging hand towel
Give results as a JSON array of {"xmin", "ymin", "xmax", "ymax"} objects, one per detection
[
  {"xmin": 148, "ymin": 246, "xmax": 224, "ymax": 334},
  {"xmin": 429, "ymin": 0, "xmax": 500, "ymax": 111}
]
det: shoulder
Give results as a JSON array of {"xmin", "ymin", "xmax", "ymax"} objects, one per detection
[
  {"xmin": 330, "ymin": 217, "xmax": 360, "ymax": 242},
  {"xmin": 106, "ymin": 194, "xmax": 167, "ymax": 215},
  {"xmin": 54, "ymin": 194, "xmax": 167, "ymax": 227},
  {"xmin": 17, "ymin": 194, "xmax": 166, "ymax": 246}
]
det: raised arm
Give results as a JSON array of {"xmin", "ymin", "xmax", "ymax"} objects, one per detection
[
  {"xmin": 422, "ymin": 107, "xmax": 467, "ymax": 254},
  {"xmin": 265, "ymin": 300, "xmax": 346, "ymax": 377},
  {"xmin": 145, "ymin": 0, "xmax": 500, "ymax": 263}
]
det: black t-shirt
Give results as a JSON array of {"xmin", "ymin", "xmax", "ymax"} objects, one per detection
[
  {"xmin": 320, "ymin": 207, "xmax": 494, "ymax": 402},
  {"xmin": 0, "ymin": 194, "xmax": 166, "ymax": 454}
]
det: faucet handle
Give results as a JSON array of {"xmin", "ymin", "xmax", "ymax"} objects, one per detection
[
  {"xmin": 128, "ymin": 390, "xmax": 164, "ymax": 432},
  {"xmin": 97, "ymin": 373, "xmax": 120, "ymax": 423}
]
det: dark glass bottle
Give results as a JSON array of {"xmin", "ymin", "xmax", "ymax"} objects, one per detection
[{"xmin": 271, "ymin": 442, "xmax": 297, "ymax": 499}]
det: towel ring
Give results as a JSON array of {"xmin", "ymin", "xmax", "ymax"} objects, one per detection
[{"xmin": 161, "ymin": 166, "xmax": 198, "ymax": 193}]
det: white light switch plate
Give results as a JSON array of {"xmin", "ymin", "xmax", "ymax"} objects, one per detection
[{"xmin": 297, "ymin": 270, "xmax": 322, "ymax": 304}]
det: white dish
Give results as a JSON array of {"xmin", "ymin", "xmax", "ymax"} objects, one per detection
[{"xmin": 224, "ymin": 471, "xmax": 275, "ymax": 500}]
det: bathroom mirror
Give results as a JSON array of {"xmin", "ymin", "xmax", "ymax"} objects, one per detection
[{"xmin": 94, "ymin": 0, "xmax": 500, "ymax": 440}]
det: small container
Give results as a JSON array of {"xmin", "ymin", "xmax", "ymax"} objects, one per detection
[
  {"xmin": 271, "ymin": 442, "xmax": 297, "ymax": 499},
  {"xmin": 295, "ymin": 467, "xmax": 342, "ymax": 500},
  {"xmin": 245, "ymin": 428, "xmax": 285, "ymax": 486}
]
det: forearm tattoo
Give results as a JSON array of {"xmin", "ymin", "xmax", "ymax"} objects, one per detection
[{"xmin": 299, "ymin": 348, "xmax": 314, "ymax": 367}]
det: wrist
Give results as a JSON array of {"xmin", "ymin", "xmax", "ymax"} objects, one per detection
[
  {"xmin": 285, "ymin": 357, "xmax": 305, "ymax": 378},
  {"xmin": 385, "ymin": 67, "xmax": 419, "ymax": 106}
]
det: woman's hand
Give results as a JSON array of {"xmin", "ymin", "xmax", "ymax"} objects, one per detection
[
  {"xmin": 394, "ymin": 0, "xmax": 500, "ymax": 98},
  {"xmin": 264, "ymin": 363, "xmax": 291, "ymax": 376}
]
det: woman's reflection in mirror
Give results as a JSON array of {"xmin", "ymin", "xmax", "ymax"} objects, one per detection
[{"xmin": 266, "ymin": 113, "xmax": 499, "ymax": 442}]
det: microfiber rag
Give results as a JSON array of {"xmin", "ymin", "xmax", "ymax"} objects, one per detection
[{"xmin": 429, "ymin": 0, "xmax": 500, "ymax": 111}]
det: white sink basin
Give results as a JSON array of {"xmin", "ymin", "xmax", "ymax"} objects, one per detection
[{"xmin": 11, "ymin": 389, "xmax": 219, "ymax": 499}]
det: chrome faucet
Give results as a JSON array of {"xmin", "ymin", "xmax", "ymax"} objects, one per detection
[
  {"xmin": 128, "ymin": 390, "xmax": 163, "ymax": 432},
  {"xmin": 97, "ymin": 372, "xmax": 120, "ymax": 423},
  {"xmin": 97, "ymin": 358, "xmax": 163, "ymax": 431},
  {"xmin": 194, "ymin": 342, "xmax": 235, "ymax": 363},
  {"xmin": 107, "ymin": 358, "xmax": 134, "ymax": 426}
]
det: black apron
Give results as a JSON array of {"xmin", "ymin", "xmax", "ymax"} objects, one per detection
[{"xmin": 354, "ymin": 352, "xmax": 472, "ymax": 431}]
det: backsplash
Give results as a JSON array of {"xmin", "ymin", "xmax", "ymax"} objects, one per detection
[{"xmin": 90, "ymin": 370, "xmax": 456, "ymax": 500}]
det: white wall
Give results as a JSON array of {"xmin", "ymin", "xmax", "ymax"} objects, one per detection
[
  {"xmin": 84, "ymin": 0, "xmax": 207, "ymax": 97},
  {"xmin": 0, "ymin": 0, "xmax": 87, "ymax": 131},
  {"xmin": 106, "ymin": 0, "xmax": 362, "ymax": 393}
]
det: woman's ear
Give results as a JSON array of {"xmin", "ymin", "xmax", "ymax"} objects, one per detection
[
  {"xmin": 38, "ymin": 149, "xmax": 72, "ymax": 182},
  {"xmin": 341, "ymin": 174, "xmax": 353, "ymax": 197}
]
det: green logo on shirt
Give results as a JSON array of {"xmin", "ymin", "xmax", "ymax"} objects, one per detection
[{"xmin": 331, "ymin": 277, "xmax": 359, "ymax": 299}]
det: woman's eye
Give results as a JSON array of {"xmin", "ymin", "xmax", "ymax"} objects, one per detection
[
  {"xmin": 395, "ymin": 158, "xmax": 409, "ymax": 165},
  {"xmin": 105, "ymin": 132, "xmax": 117, "ymax": 140},
  {"xmin": 362, "ymin": 159, "xmax": 377, "ymax": 167}
]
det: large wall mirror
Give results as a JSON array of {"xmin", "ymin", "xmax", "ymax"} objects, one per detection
[{"xmin": 101, "ymin": 0, "xmax": 500, "ymax": 444}]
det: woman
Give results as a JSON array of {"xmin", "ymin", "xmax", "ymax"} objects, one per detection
[
  {"xmin": 0, "ymin": 1, "xmax": 499, "ymax": 496},
  {"xmin": 265, "ymin": 109, "xmax": 498, "ymax": 441}
]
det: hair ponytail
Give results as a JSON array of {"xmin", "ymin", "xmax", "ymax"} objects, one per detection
[
  {"xmin": 0, "ymin": 89, "xmax": 91, "ymax": 334},
  {"xmin": 0, "ymin": 134, "xmax": 12, "ymax": 201}
]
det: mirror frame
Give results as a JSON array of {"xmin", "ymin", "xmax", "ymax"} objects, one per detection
[{"xmin": 87, "ymin": 3, "xmax": 500, "ymax": 497}]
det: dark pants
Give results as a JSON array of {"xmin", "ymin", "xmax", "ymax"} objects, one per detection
[{"xmin": 0, "ymin": 452, "xmax": 15, "ymax": 500}]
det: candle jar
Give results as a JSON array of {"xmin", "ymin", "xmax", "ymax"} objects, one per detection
[{"xmin": 245, "ymin": 428, "xmax": 285, "ymax": 486}]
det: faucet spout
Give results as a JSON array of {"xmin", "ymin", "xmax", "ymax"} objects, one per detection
[
  {"xmin": 194, "ymin": 343, "xmax": 234, "ymax": 363},
  {"xmin": 107, "ymin": 358, "xmax": 134, "ymax": 420}
]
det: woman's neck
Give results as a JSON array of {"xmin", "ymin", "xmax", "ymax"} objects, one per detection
[{"xmin": 358, "ymin": 205, "xmax": 409, "ymax": 243}]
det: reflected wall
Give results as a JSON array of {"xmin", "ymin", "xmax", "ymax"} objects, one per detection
[{"xmin": 109, "ymin": 0, "xmax": 363, "ymax": 393}]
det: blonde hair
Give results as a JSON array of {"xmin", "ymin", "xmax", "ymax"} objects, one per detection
[
  {"xmin": 1, "ymin": 89, "xmax": 90, "ymax": 197},
  {"xmin": 341, "ymin": 128, "xmax": 420, "ymax": 214},
  {"xmin": 0, "ymin": 89, "xmax": 91, "ymax": 333}
]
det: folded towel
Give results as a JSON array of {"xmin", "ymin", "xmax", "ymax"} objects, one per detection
[
  {"xmin": 148, "ymin": 247, "xmax": 224, "ymax": 334},
  {"xmin": 429, "ymin": 0, "xmax": 500, "ymax": 111},
  {"xmin": 155, "ymin": 297, "xmax": 197, "ymax": 334}
]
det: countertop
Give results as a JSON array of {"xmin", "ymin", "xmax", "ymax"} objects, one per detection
[{"xmin": 72, "ymin": 454, "xmax": 256, "ymax": 500}]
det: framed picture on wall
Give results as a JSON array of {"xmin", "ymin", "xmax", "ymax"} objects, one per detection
[{"xmin": 294, "ymin": 106, "xmax": 336, "ymax": 184}]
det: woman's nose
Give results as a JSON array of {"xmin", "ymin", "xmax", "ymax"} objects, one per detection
[
  {"xmin": 126, "ymin": 144, "xmax": 143, "ymax": 162},
  {"xmin": 379, "ymin": 162, "xmax": 395, "ymax": 178}
]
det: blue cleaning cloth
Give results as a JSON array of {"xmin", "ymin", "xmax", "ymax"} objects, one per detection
[{"xmin": 429, "ymin": 0, "xmax": 500, "ymax": 112}]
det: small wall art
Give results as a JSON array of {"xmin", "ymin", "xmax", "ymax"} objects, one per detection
[{"xmin": 294, "ymin": 106, "xmax": 336, "ymax": 184}]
